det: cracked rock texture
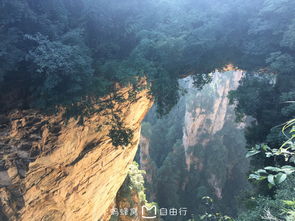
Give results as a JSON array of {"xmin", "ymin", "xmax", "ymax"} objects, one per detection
[{"xmin": 0, "ymin": 85, "xmax": 152, "ymax": 221}]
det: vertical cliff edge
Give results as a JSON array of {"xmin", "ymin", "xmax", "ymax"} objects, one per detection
[
  {"xmin": 0, "ymin": 84, "xmax": 153, "ymax": 221},
  {"xmin": 138, "ymin": 71, "xmax": 249, "ymax": 217}
]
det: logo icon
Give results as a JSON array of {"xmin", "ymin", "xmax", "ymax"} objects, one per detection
[{"xmin": 142, "ymin": 205, "xmax": 157, "ymax": 219}]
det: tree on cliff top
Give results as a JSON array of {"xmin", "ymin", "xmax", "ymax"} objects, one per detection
[{"xmin": 1, "ymin": 0, "xmax": 295, "ymax": 116}]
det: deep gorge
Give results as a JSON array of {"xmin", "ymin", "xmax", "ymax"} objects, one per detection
[
  {"xmin": 137, "ymin": 71, "xmax": 249, "ymax": 219},
  {"xmin": 1, "ymin": 0, "xmax": 295, "ymax": 220}
]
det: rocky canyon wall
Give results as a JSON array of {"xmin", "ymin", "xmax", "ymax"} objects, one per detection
[
  {"xmin": 0, "ymin": 84, "xmax": 153, "ymax": 221},
  {"xmin": 183, "ymin": 71, "xmax": 243, "ymax": 171},
  {"xmin": 138, "ymin": 71, "xmax": 249, "ymax": 218},
  {"xmin": 181, "ymin": 71, "xmax": 248, "ymax": 201}
]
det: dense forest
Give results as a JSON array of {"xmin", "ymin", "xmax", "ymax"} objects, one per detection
[
  {"xmin": 139, "ymin": 71, "xmax": 250, "ymax": 220},
  {"xmin": 1, "ymin": 0, "xmax": 295, "ymax": 220},
  {"xmin": 2, "ymin": 0, "xmax": 295, "ymax": 114}
]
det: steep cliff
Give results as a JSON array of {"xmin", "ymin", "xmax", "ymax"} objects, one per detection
[
  {"xmin": 178, "ymin": 71, "xmax": 249, "ymax": 209},
  {"xmin": 139, "ymin": 71, "xmax": 249, "ymax": 218},
  {"xmin": 183, "ymin": 71, "xmax": 243, "ymax": 171},
  {"xmin": 0, "ymin": 84, "xmax": 153, "ymax": 221},
  {"xmin": 181, "ymin": 71, "xmax": 248, "ymax": 203},
  {"xmin": 103, "ymin": 162, "xmax": 160, "ymax": 221}
]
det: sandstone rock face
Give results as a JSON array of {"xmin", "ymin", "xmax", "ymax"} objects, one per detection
[
  {"xmin": 101, "ymin": 162, "xmax": 160, "ymax": 221},
  {"xmin": 182, "ymin": 71, "xmax": 243, "ymax": 170},
  {"xmin": 102, "ymin": 183, "xmax": 145, "ymax": 221},
  {"xmin": 0, "ymin": 85, "xmax": 153, "ymax": 221},
  {"xmin": 137, "ymin": 71, "xmax": 248, "ymax": 211},
  {"xmin": 181, "ymin": 71, "xmax": 247, "ymax": 200}
]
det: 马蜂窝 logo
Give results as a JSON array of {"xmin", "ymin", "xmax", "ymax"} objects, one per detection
[{"xmin": 142, "ymin": 205, "xmax": 157, "ymax": 219}]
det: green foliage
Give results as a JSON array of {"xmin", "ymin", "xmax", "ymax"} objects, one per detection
[
  {"xmin": 114, "ymin": 162, "xmax": 147, "ymax": 203},
  {"xmin": 108, "ymin": 109, "xmax": 134, "ymax": 147},
  {"xmin": 156, "ymin": 140, "xmax": 186, "ymax": 212},
  {"xmin": 110, "ymin": 162, "xmax": 158, "ymax": 221},
  {"xmin": 141, "ymin": 72, "xmax": 249, "ymax": 219},
  {"xmin": 143, "ymin": 102, "xmax": 185, "ymax": 167},
  {"xmin": 2, "ymin": 0, "xmax": 295, "ymax": 116},
  {"xmin": 283, "ymin": 200, "xmax": 295, "ymax": 221},
  {"xmin": 26, "ymin": 33, "xmax": 94, "ymax": 106},
  {"xmin": 237, "ymin": 119, "xmax": 295, "ymax": 220},
  {"xmin": 109, "ymin": 127, "xmax": 133, "ymax": 147},
  {"xmin": 229, "ymin": 71, "xmax": 295, "ymax": 199},
  {"xmin": 128, "ymin": 162, "xmax": 147, "ymax": 201},
  {"xmin": 266, "ymin": 52, "xmax": 295, "ymax": 74},
  {"xmin": 189, "ymin": 197, "xmax": 234, "ymax": 221},
  {"xmin": 0, "ymin": 0, "xmax": 141, "ymax": 112},
  {"xmin": 228, "ymin": 74, "xmax": 277, "ymax": 127},
  {"xmin": 237, "ymin": 175, "xmax": 295, "ymax": 221},
  {"xmin": 188, "ymin": 196, "xmax": 234, "ymax": 221},
  {"xmin": 247, "ymin": 119, "xmax": 295, "ymax": 186}
]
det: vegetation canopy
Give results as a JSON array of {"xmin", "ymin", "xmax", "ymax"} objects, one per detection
[{"xmin": 1, "ymin": 0, "xmax": 295, "ymax": 116}]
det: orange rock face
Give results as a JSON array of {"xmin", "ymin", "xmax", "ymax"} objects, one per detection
[{"xmin": 0, "ymin": 85, "xmax": 153, "ymax": 221}]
